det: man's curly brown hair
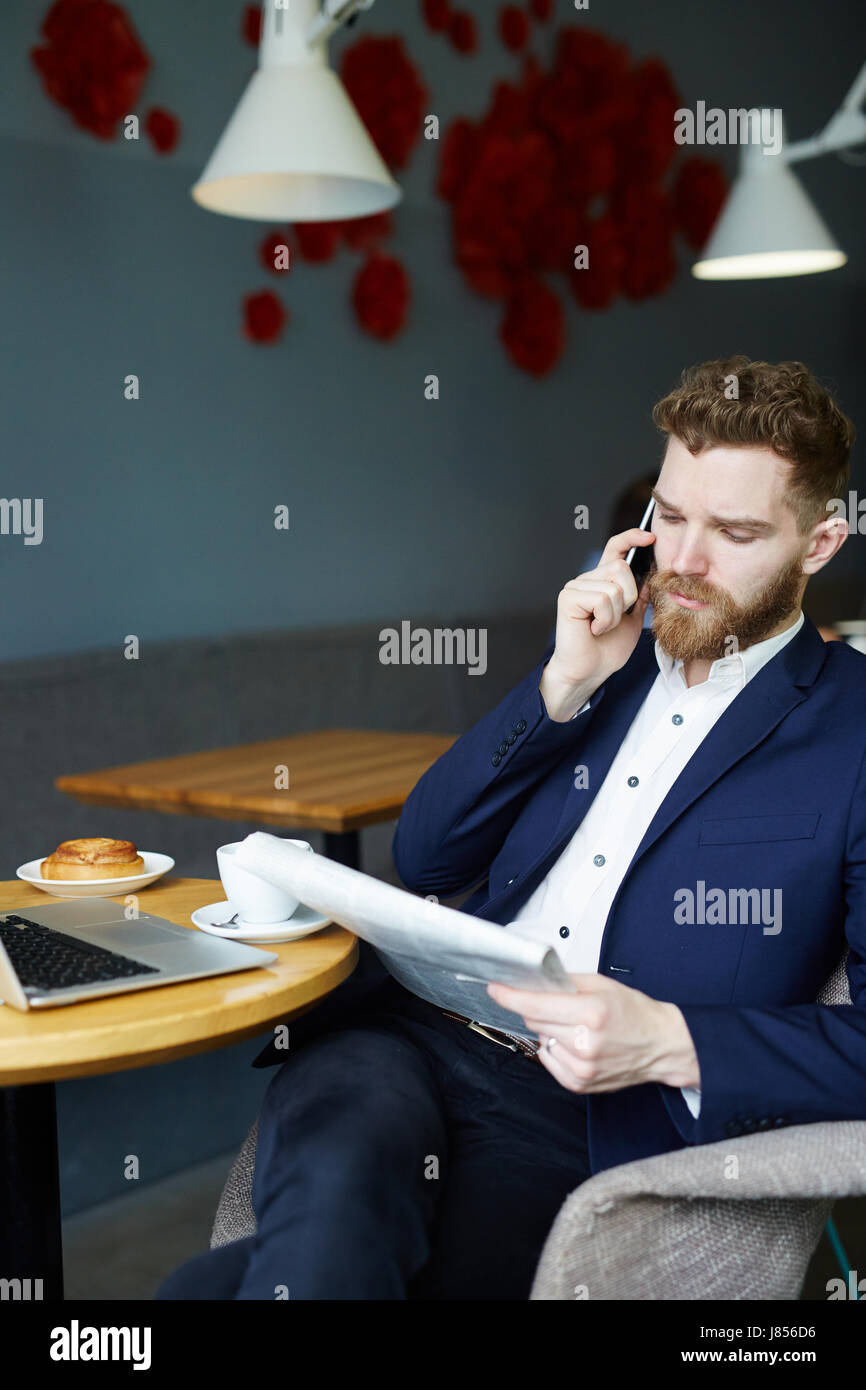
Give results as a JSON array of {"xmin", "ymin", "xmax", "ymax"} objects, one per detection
[{"xmin": 652, "ymin": 356, "xmax": 855, "ymax": 535}]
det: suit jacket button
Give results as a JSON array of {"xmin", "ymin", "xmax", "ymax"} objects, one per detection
[
  {"xmin": 507, "ymin": 731, "xmax": 518, "ymax": 744},
  {"xmin": 515, "ymin": 719, "xmax": 527, "ymax": 733},
  {"xmin": 491, "ymin": 751, "xmax": 501, "ymax": 766},
  {"xmin": 741, "ymin": 1118, "xmax": 757, "ymax": 1133},
  {"xmin": 498, "ymin": 740, "xmax": 509, "ymax": 755},
  {"xmin": 724, "ymin": 1120, "xmax": 740, "ymax": 1137},
  {"xmin": 773, "ymin": 1116, "xmax": 788, "ymax": 1127},
  {"xmin": 756, "ymin": 1118, "xmax": 771, "ymax": 1130},
  {"xmin": 506, "ymin": 877, "xmax": 515, "ymax": 886}
]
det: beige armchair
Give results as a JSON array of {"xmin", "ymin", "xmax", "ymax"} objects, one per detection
[{"xmin": 211, "ymin": 952, "xmax": 866, "ymax": 1299}]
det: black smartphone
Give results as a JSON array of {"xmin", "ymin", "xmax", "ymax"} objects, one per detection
[{"xmin": 624, "ymin": 496, "xmax": 656, "ymax": 615}]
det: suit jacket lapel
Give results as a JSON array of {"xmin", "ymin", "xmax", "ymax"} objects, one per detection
[
  {"xmin": 621, "ymin": 613, "xmax": 827, "ymax": 875},
  {"xmin": 550, "ymin": 612, "xmax": 828, "ymax": 877},
  {"xmin": 546, "ymin": 627, "xmax": 659, "ymax": 848}
]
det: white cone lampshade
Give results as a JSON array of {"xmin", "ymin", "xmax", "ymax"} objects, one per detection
[
  {"xmin": 192, "ymin": 1, "xmax": 401, "ymax": 222},
  {"xmin": 692, "ymin": 118, "xmax": 846, "ymax": 280}
]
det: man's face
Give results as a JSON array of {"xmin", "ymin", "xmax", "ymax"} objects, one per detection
[{"xmin": 645, "ymin": 438, "xmax": 809, "ymax": 662}]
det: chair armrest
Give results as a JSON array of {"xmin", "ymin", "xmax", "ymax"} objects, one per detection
[
  {"xmin": 530, "ymin": 1120, "xmax": 866, "ymax": 1300},
  {"xmin": 211, "ymin": 1120, "xmax": 259, "ymax": 1249}
]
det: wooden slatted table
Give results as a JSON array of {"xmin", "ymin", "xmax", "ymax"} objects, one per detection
[
  {"xmin": 0, "ymin": 877, "xmax": 358, "ymax": 1302},
  {"xmin": 56, "ymin": 729, "xmax": 457, "ymax": 869}
]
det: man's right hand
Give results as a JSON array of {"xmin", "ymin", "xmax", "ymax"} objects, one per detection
[{"xmin": 539, "ymin": 527, "xmax": 655, "ymax": 721}]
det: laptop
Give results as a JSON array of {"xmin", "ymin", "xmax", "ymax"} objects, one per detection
[{"xmin": 0, "ymin": 897, "xmax": 278, "ymax": 1011}]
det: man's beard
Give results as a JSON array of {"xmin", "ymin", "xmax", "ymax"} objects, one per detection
[{"xmin": 645, "ymin": 553, "xmax": 805, "ymax": 663}]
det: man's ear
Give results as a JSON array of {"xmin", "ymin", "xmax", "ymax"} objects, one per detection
[{"xmin": 802, "ymin": 516, "xmax": 848, "ymax": 577}]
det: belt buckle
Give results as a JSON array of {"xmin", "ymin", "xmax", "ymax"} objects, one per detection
[{"xmin": 466, "ymin": 1020, "xmax": 519, "ymax": 1051}]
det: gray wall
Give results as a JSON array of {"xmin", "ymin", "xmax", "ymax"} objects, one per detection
[{"xmin": 1, "ymin": 0, "xmax": 864, "ymax": 664}]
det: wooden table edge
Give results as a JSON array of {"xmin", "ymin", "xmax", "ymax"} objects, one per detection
[
  {"xmin": 0, "ymin": 949, "xmax": 358, "ymax": 1085},
  {"xmin": 0, "ymin": 878, "xmax": 359, "ymax": 1085},
  {"xmin": 52, "ymin": 784, "xmax": 417, "ymax": 833}
]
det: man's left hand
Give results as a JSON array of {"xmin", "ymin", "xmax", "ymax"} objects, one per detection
[{"xmin": 486, "ymin": 975, "xmax": 700, "ymax": 1093}]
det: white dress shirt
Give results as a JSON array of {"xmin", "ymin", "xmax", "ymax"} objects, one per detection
[{"xmin": 507, "ymin": 609, "xmax": 805, "ymax": 1118}]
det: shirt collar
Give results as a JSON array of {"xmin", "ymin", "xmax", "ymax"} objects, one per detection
[{"xmin": 654, "ymin": 608, "xmax": 804, "ymax": 693}]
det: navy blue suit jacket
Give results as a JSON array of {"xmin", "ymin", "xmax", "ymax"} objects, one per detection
[{"xmin": 391, "ymin": 614, "xmax": 866, "ymax": 1175}]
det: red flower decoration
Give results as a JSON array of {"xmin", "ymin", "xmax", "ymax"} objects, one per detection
[
  {"xmin": 570, "ymin": 215, "xmax": 624, "ymax": 310},
  {"xmin": 31, "ymin": 0, "xmax": 151, "ymax": 139},
  {"xmin": 609, "ymin": 183, "xmax": 676, "ymax": 299},
  {"xmin": 421, "ymin": 0, "xmax": 452, "ymax": 32},
  {"xmin": 449, "ymin": 12, "xmax": 479, "ymax": 54},
  {"xmin": 500, "ymin": 277, "xmax": 565, "ymax": 376},
  {"xmin": 453, "ymin": 131, "xmax": 555, "ymax": 297},
  {"xmin": 341, "ymin": 211, "xmax": 394, "ymax": 251},
  {"xmin": 500, "ymin": 7, "xmax": 530, "ymax": 52},
  {"xmin": 144, "ymin": 106, "xmax": 180, "ymax": 154},
  {"xmin": 294, "ymin": 222, "xmax": 341, "ymax": 263},
  {"xmin": 436, "ymin": 23, "xmax": 725, "ymax": 370},
  {"xmin": 352, "ymin": 254, "xmax": 410, "ymax": 340},
  {"xmin": 243, "ymin": 291, "xmax": 287, "ymax": 344},
  {"xmin": 529, "ymin": 202, "xmax": 586, "ymax": 274},
  {"xmin": 484, "ymin": 80, "xmax": 531, "ymax": 138},
  {"xmin": 259, "ymin": 229, "xmax": 292, "ymax": 274},
  {"xmin": 615, "ymin": 58, "xmax": 682, "ymax": 184},
  {"xmin": 242, "ymin": 4, "xmax": 262, "ymax": 47},
  {"xmin": 341, "ymin": 36, "xmax": 427, "ymax": 170},
  {"xmin": 437, "ymin": 118, "xmax": 480, "ymax": 200},
  {"xmin": 672, "ymin": 156, "xmax": 728, "ymax": 249}
]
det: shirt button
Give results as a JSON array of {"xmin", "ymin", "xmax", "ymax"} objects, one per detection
[
  {"xmin": 627, "ymin": 775, "xmax": 639, "ymax": 787},
  {"xmin": 491, "ymin": 751, "xmax": 501, "ymax": 766},
  {"xmin": 672, "ymin": 713, "xmax": 684, "ymax": 725},
  {"xmin": 559, "ymin": 925, "xmax": 570, "ymax": 938},
  {"xmin": 593, "ymin": 854, "xmax": 605, "ymax": 866},
  {"xmin": 515, "ymin": 719, "xmax": 527, "ymax": 734}
]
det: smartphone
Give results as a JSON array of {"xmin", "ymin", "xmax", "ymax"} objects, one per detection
[{"xmin": 624, "ymin": 496, "xmax": 656, "ymax": 615}]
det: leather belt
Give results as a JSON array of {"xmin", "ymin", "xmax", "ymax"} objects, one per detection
[{"xmin": 440, "ymin": 1008, "xmax": 542, "ymax": 1062}]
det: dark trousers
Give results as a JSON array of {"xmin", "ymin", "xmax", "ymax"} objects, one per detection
[{"xmin": 155, "ymin": 966, "xmax": 591, "ymax": 1300}]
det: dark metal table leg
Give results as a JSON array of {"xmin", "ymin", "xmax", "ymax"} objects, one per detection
[
  {"xmin": 0, "ymin": 1083, "xmax": 64, "ymax": 1301},
  {"xmin": 323, "ymin": 831, "xmax": 360, "ymax": 870}
]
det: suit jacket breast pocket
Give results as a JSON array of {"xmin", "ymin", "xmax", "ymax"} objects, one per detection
[{"xmin": 698, "ymin": 812, "xmax": 821, "ymax": 846}]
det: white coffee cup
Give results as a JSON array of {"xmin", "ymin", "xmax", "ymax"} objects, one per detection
[{"xmin": 216, "ymin": 839, "xmax": 313, "ymax": 923}]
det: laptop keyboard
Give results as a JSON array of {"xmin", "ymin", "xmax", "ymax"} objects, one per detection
[{"xmin": 0, "ymin": 914, "xmax": 159, "ymax": 993}]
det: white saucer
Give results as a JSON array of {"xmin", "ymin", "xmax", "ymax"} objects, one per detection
[
  {"xmin": 191, "ymin": 900, "xmax": 332, "ymax": 943},
  {"xmin": 17, "ymin": 851, "xmax": 175, "ymax": 898}
]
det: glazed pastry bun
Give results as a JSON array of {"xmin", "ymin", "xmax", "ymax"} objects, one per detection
[{"xmin": 41, "ymin": 837, "xmax": 146, "ymax": 880}]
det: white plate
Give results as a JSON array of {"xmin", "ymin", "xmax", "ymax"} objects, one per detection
[
  {"xmin": 16, "ymin": 851, "xmax": 175, "ymax": 898},
  {"xmin": 191, "ymin": 899, "xmax": 332, "ymax": 943}
]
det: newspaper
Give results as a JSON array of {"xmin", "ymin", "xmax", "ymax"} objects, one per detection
[{"xmin": 234, "ymin": 832, "xmax": 576, "ymax": 1038}]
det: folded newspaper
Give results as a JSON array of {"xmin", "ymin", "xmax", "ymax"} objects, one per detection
[{"xmin": 234, "ymin": 832, "xmax": 576, "ymax": 1039}]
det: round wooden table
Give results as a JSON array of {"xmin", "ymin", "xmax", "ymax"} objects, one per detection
[{"xmin": 0, "ymin": 877, "xmax": 358, "ymax": 1301}]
